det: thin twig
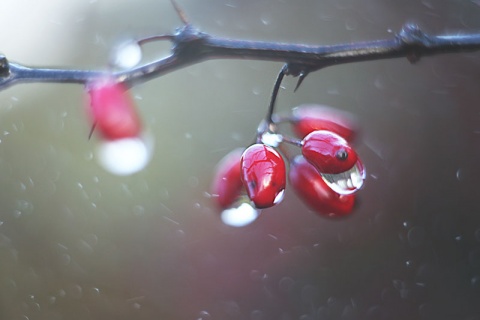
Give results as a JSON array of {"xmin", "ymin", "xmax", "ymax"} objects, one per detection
[{"xmin": 1, "ymin": 23, "xmax": 480, "ymax": 91}]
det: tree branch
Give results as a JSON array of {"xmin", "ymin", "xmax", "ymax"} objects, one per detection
[{"xmin": 1, "ymin": 23, "xmax": 480, "ymax": 91}]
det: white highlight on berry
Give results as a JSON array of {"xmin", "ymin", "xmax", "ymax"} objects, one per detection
[
  {"xmin": 221, "ymin": 202, "xmax": 260, "ymax": 227},
  {"xmin": 96, "ymin": 136, "xmax": 153, "ymax": 176},
  {"xmin": 112, "ymin": 40, "xmax": 142, "ymax": 69}
]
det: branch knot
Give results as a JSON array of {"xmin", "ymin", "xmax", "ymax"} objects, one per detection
[
  {"xmin": 172, "ymin": 25, "xmax": 209, "ymax": 57},
  {"xmin": 0, "ymin": 54, "xmax": 9, "ymax": 77},
  {"xmin": 397, "ymin": 23, "xmax": 432, "ymax": 63}
]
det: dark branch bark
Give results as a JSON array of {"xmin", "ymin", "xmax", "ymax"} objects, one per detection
[{"xmin": 1, "ymin": 23, "xmax": 480, "ymax": 90}]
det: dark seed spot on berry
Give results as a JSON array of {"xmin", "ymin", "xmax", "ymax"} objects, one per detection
[{"xmin": 336, "ymin": 149, "xmax": 348, "ymax": 161}]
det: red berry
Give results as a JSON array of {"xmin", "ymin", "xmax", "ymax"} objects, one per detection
[
  {"xmin": 241, "ymin": 144, "xmax": 286, "ymax": 209},
  {"xmin": 86, "ymin": 77, "xmax": 141, "ymax": 140},
  {"xmin": 302, "ymin": 130, "xmax": 358, "ymax": 174},
  {"xmin": 211, "ymin": 148, "xmax": 245, "ymax": 209},
  {"xmin": 289, "ymin": 155, "xmax": 355, "ymax": 217},
  {"xmin": 291, "ymin": 104, "xmax": 357, "ymax": 141}
]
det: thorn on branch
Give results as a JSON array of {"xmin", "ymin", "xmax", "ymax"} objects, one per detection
[
  {"xmin": 294, "ymin": 72, "xmax": 308, "ymax": 92},
  {"xmin": 170, "ymin": 0, "xmax": 190, "ymax": 26}
]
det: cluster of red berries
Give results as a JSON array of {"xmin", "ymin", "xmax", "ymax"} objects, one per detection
[
  {"xmin": 82, "ymin": 76, "xmax": 365, "ymax": 220},
  {"xmin": 211, "ymin": 105, "xmax": 366, "ymax": 220}
]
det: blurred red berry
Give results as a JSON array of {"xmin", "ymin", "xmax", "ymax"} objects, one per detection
[
  {"xmin": 289, "ymin": 155, "xmax": 355, "ymax": 217},
  {"xmin": 211, "ymin": 148, "xmax": 245, "ymax": 209},
  {"xmin": 86, "ymin": 77, "xmax": 141, "ymax": 140},
  {"xmin": 241, "ymin": 144, "xmax": 286, "ymax": 209},
  {"xmin": 291, "ymin": 104, "xmax": 357, "ymax": 141},
  {"xmin": 302, "ymin": 130, "xmax": 358, "ymax": 174}
]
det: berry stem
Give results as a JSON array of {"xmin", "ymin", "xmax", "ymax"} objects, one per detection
[
  {"xmin": 266, "ymin": 65, "xmax": 287, "ymax": 126},
  {"xmin": 256, "ymin": 65, "xmax": 287, "ymax": 143},
  {"xmin": 281, "ymin": 135, "xmax": 303, "ymax": 147}
]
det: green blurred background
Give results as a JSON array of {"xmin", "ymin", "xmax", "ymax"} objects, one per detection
[{"xmin": 1, "ymin": 0, "xmax": 480, "ymax": 319}]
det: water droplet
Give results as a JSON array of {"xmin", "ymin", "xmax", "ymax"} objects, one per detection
[
  {"xmin": 469, "ymin": 249, "xmax": 480, "ymax": 267},
  {"xmin": 475, "ymin": 228, "xmax": 480, "ymax": 242},
  {"xmin": 112, "ymin": 40, "xmax": 142, "ymax": 69},
  {"xmin": 133, "ymin": 205, "xmax": 145, "ymax": 216},
  {"xmin": 60, "ymin": 253, "xmax": 71, "ymax": 266},
  {"xmin": 455, "ymin": 168, "xmax": 464, "ymax": 181},
  {"xmin": 221, "ymin": 202, "xmax": 260, "ymax": 227},
  {"xmin": 197, "ymin": 310, "xmax": 211, "ymax": 320},
  {"xmin": 18, "ymin": 182, "xmax": 27, "ymax": 192},
  {"xmin": 96, "ymin": 136, "xmax": 153, "ymax": 176},
  {"xmin": 251, "ymin": 309, "xmax": 263, "ymax": 320},
  {"xmin": 252, "ymin": 87, "xmax": 262, "ymax": 95},
  {"xmin": 188, "ymin": 176, "xmax": 199, "ymax": 188},
  {"xmin": 90, "ymin": 287, "xmax": 100, "ymax": 296},
  {"xmin": 261, "ymin": 132, "xmax": 283, "ymax": 147},
  {"xmin": 15, "ymin": 199, "xmax": 34, "ymax": 215},
  {"xmin": 321, "ymin": 160, "xmax": 366, "ymax": 195},
  {"xmin": 68, "ymin": 284, "xmax": 83, "ymax": 299},
  {"xmin": 345, "ymin": 18, "xmax": 358, "ymax": 31},
  {"xmin": 84, "ymin": 151, "xmax": 94, "ymax": 161},
  {"xmin": 273, "ymin": 189, "xmax": 285, "ymax": 205},
  {"xmin": 260, "ymin": 13, "xmax": 272, "ymax": 25},
  {"xmin": 223, "ymin": 301, "xmax": 240, "ymax": 317},
  {"xmin": 301, "ymin": 284, "xmax": 319, "ymax": 303},
  {"xmin": 374, "ymin": 75, "xmax": 385, "ymax": 89},
  {"xmin": 13, "ymin": 210, "xmax": 22, "ymax": 219},
  {"xmin": 471, "ymin": 275, "xmax": 480, "ymax": 290},
  {"xmin": 407, "ymin": 226, "xmax": 426, "ymax": 247},
  {"xmin": 84, "ymin": 234, "xmax": 98, "ymax": 247},
  {"xmin": 405, "ymin": 260, "xmax": 415, "ymax": 268},
  {"xmin": 77, "ymin": 239, "xmax": 94, "ymax": 255},
  {"xmin": 278, "ymin": 277, "xmax": 295, "ymax": 292},
  {"xmin": 249, "ymin": 270, "xmax": 263, "ymax": 282},
  {"xmin": 175, "ymin": 229, "xmax": 186, "ymax": 240}
]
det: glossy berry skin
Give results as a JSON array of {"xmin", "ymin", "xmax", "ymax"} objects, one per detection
[
  {"xmin": 211, "ymin": 148, "xmax": 245, "ymax": 209},
  {"xmin": 291, "ymin": 104, "xmax": 357, "ymax": 142},
  {"xmin": 289, "ymin": 155, "xmax": 355, "ymax": 217},
  {"xmin": 87, "ymin": 77, "xmax": 141, "ymax": 140},
  {"xmin": 302, "ymin": 130, "xmax": 358, "ymax": 174},
  {"xmin": 241, "ymin": 144, "xmax": 286, "ymax": 209}
]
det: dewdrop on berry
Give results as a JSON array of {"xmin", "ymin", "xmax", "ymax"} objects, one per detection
[
  {"xmin": 96, "ymin": 134, "xmax": 154, "ymax": 176},
  {"xmin": 220, "ymin": 199, "xmax": 260, "ymax": 227}
]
